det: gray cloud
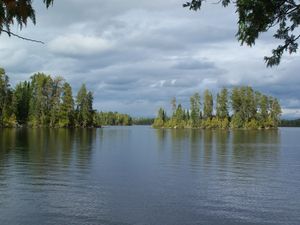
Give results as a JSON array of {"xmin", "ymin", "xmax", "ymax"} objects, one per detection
[{"xmin": 0, "ymin": 0, "xmax": 299, "ymax": 118}]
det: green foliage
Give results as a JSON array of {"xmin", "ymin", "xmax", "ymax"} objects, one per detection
[
  {"xmin": 230, "ymin": 113, "xmax": 244, "ymax": 129},
  {"xmin": 0, "ymin": 68, "xmax": 17, "ymax": 127},
  {"xmin": 75, "ymin": 84, "xmax": 95, "ymax": 127},
  {"xmin": 153, "ymin": 108, "xmax": 167, "ymax": 128},
  {"xmin": 59, "ymin": 82, "xmax": 74, "ymax": 127},
  {"xmin": 28, "ymin": 73, "xmax": 54, "ymax": 126},
  {"xmin": 184, "ymin": 0, "xmax": 300, "ymax": 66},
  {"xmin": 230, "ymin": 86, "xmax": 259, "ymax": 127},
  {"xmin": 49, "ymin": 77, "xmax": 64, "ymax": 127},
  {"xmin": 203, "ymin": 89, "xmax": 213, "ymax": 119},
  {"xmin": 259, "ymin": 94, "xmax": 269, "ymax": 122},
  {"xmin": 0, "ymin": 0, "xmax": 53, "ymax": 35},
  {"xmin": 269, "ymin": 97, "xmax": 282, "ymax": 127},
  {"xmin": 216, "ymin": 88, "xmax": 229, "ymax": 119},
  {"xmin": 190, "ymin": 92, "xmax": 201, "ymax": 127},
  {"xmin": 94, "ymin": 112, "xmax": 132, "ymax": 126},
  {"xmin": 280, "ymin": 118, "xmax": 300, "ymax": 127},
  {"xmin": 153, "ymin": 86, "xmax": 281, "ymax": 129},
  {"xmin": 153, "ymin": 118, "xmax": 165, "ymax": 128},
  {"xmin": 244, "ymin": 118, "xmax": 260, "ymax": 129},
  {"xmin": 132, "ymin": 117, "xmax": 154, "ymax": 125},
  {"xmin": 0, "ymin": 67, "xmax": 130, "ymax": 128},
  {"xmin": 14, "ymin": 81, "xmax": 31, "ymax": 124}
]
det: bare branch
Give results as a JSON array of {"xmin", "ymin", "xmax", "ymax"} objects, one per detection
[{"xmin": 0, "ymin": 29, "xmax": 44, "ymax": 44}]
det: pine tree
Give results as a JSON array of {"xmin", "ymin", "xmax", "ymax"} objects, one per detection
[
  {"xmin": 76, "ymin": 84, "xmax": 94, "ymax": 127},
  {"xmin": 153, "ymin": 107, "xmax": 166, "ymax": 128},
  {"xmin": 190, "ymin": 92, "xmax": 201, "ymax": 127},
  {"xmin": 216, "ymin": 88, "xmax": 229, "ymax": 119},
  {"xmin": 0, "ymin": 68, "xmax": 17, "ymax": 127},
  {"xmin": 59, "ymin": 82, "xmax": 74, "ymax": 127},
  {"xmin": 203, "ymin": 89, "xmax": 213, "ymax": 119},
  {"xmin": 29, "ymin": 73, "xmax": 53, "ymax": 126},
  {"xmin": 14, "ymin": 81, "xmax": 32, "ymax": 124},
  {"xmin": 0, "ymin": 68, "xmax": 9, "ymax": 125},
  {"xmin": 49, "ymin": 77, "xmax": 64, "ymax": 127},
  {"xmin": 269, "ymin": 97, "xmax": 282, "ymax": 127}
]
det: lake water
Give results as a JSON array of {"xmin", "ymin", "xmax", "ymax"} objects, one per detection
[{"xmin": 0, "ymin": 127, "xmax": 299, "ymax": 225}]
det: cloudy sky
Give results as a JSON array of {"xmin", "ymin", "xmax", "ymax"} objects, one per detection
[{"xmin": 0, "ymin": 0, "xmax": 299, "ymax": 118}]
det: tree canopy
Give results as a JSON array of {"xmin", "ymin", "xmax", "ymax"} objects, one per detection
[
  {"xmin": 153, "ymin": 86, "xmax": 282, "ymax": 129},
  {"xmin": 184, "ymin": 0, "xmax": 300, "ymax": 66},
  {"xmin": 0, "ymin": 67, "xmax": 132, "ymax": 128}
]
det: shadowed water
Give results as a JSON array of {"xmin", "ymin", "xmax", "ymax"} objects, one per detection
[{"xmin": 0, "ymin": 127, "xmax": 299, "ymax": 225}]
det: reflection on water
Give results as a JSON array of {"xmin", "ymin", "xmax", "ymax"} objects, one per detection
[
  {"xmin": 0, "ymin": 127, "xmax": 299, "ymax": 225},
  {"xmin": 0, "ymin": 128, "xmax": 96, "ymax": 171},
  {"xmin": 155, "ymin": 128, "xmax": 280, "ymax": 169}
]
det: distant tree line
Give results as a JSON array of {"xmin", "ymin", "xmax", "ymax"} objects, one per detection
[
  {"xmin": 95, "ymin": 112, "xmax": 132, "ymax": 126},
  {"xmin": 153, "ymin": 87, "xmax": 282, "ymax": 129},
  {"xmin": 280, "ymin": 119, "xmax": 300, "ymax": 127},
  {"xmin": 0, "ymin": 68, "xmax": 131, "ymax": 128},
  {"xmin": 132, "ymin": 117, "xmax": 155, "ymax": 125}
]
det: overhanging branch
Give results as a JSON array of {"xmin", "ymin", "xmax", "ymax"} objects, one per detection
[{"xmin": 0, "ymin": 29, "xmax": 44, "ymax": 44}]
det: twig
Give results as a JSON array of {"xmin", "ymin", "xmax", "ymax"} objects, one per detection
[{"xmin": 0, "ymin": 29, "xmax": 44, "ymax": 44}]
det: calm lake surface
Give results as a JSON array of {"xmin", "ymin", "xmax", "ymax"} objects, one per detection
[{"xmin": 0, "ymin": 127, "xmax": 299, "ymax": 225}]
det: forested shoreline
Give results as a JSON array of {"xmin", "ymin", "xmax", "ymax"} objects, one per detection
[
  {"xmin": 0, "ymin": 68, "xmax": 132, "ymax": 128},
  {"xmin": 280, "ymin": 119, "xmax": 300, "ymax": 127},
  {"xmin": 153, "ymin": 87, "xmax": 282, "ymax": 129}
]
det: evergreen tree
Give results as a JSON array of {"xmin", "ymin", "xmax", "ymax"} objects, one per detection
[
  {"xmin": 269, "ymin": 97, "xmax": 282, "ymax": 127},
  {"xmin": 14, "ymin": 81, "xmax": 32, "ymax": 124},
  {"xmin": 29, "ymin": 73, "xmax": 53, "ymax": 126},
  {"xmin": 203, "ymin": 89, "xmax": 213, "ymax": 119},
  {"xmin": 216, "ymin": 88, "xmax": 229, "ymax": 119},
  {"xmin": 171, "ymin": 97, "xmax": 177, "ymax": 116},
  {"xmin": 59, "ymin": 82, "xmax": 74, "ymax": 127},
  {"xmin": 190, "ymin": 92, "xmax": 201, "ymax": 127},
  {"xmin": 244, "ymin": 87, "xmax": 257, "ymax": 121},
  {"xmin": 258, "ymin": 94, "xmax": 269, "ymax": 125},
  {"xmin": 86, "ymin": 91, "xmax": 95, "ymax": 127},
  {"xmin": 0, "ymin": 68, "xmax": 9, "ymax": 124},
  {"xmin": 153, "ymin": 86, "xmax": 281, "ymax": 129},
  {"xmin": 76, "ymin": 84, "xmax": 94, "ymax": 127},
  {"xmin": 158, "ymin": 108, "xmax": 167, "ymax": 122},
  {"xmin": 153, "ymin": 107, "xmax": 167, "ymax": 128},
  {"xmin": 0, "ymin": 68, "xmax": 16, "ymax": 127},
  {"xmin": 231, "ymin": 87, "xmax": 241, "ymax": 116},
  {"xmin": 49, "ymin": 77, "xmax": 64, "ymax": 127}
]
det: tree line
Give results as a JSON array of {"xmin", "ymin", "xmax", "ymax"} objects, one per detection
[
  {"xmin": 280, "ymin": 119, "xmax": 300, "ymax": 127},
  {"xmin": 0, "ymin": 68, "xmax": 132, "ymax": 128},
  {"xmin": 153, "ymin": 86, "xmax": 282, "ymax": 129},
  {"xmin": 95, "ymin": 112, "xmax": 132, "ymax": 126}
]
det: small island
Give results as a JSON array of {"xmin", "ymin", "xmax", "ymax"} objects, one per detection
[{"xmin": 153, "ymin": 87, "xmax": 282, "ymax": 129}]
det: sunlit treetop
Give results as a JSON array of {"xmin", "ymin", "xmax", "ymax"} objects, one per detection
[{"xmin": 183, "ymin": 0, "xmax": 300, "ymax": 67}]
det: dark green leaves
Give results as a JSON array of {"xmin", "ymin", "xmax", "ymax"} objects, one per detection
[
  {"xmin": 183, "ymin": 0, "xmax": 202, "ymax": 11},
  {"xmin": 0, "ymin": 0, "xmax": 53, "ymax": 35},
  {"xmin": 44, "ymin": 0, "xmax": 54, "ymax": 8},
  {"xmin": 184, "ymin": 0, "xmax": 300, "ymax": 66}
]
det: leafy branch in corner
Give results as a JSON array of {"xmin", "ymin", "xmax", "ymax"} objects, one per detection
[
  {"xmin": 183, "ymin": 0, "xmax": 300, "ymax": 67},
  {"xmin": 0, "ymin": 0, "xmax": 53, "ymax": 43}
]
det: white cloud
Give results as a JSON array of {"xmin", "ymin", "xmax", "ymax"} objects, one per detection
[
  {"xmin": 48, "ymin": 34, "xmax": 114, "ymax": 56},
  {"xmin": 282, "ymin": 108, "xmax": 300, "ymax": 119}
]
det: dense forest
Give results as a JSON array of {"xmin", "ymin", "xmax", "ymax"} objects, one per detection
[
  {"xmin": 132, "ymin": 117, "xmax": 155, "ymax": 125},
  {"xmin": 153, "ymin": 87, "xmax": 282, "ymax": 129},
  {"xmin": 0, "ymin": 68, "xmax": 132, "ymax": 128},
  {"xmin": 280, "ymin": 119, "xmax": 300, "ymax": 127}
]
